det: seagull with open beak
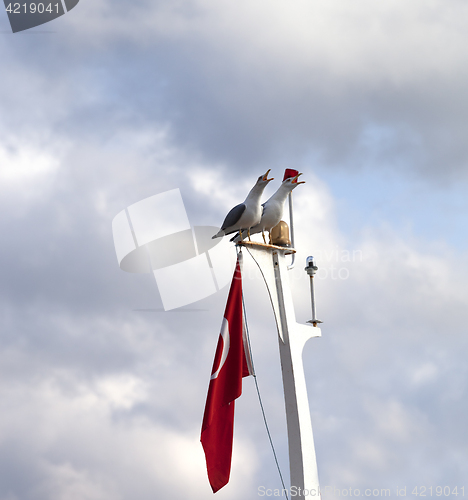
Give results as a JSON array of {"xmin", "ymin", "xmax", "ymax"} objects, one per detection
[
  {"xmin": 212, "ymin": 169, "xmax": 274, "ymax": 240},
  {"xmin": 231, "ymin": 172, "xmax": 305, "ymax": 244}
]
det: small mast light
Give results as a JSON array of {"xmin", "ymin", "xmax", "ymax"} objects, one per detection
[{"xmin": 305, "ymin": 256, "xmax": 322, "ymax": 327}]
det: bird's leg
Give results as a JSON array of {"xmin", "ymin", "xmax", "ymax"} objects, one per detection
[
  {"xmin": 268, "ymin": 232, "xmax": 272, "ymax": 245},
  {"xmin": 248, "ymin": 229, "xmax": 251, "ymax": 241},
  {"xmin": 262, "ymin": 231, "xmax": 267, "ymax": 244},
  {"xmin": 239, "ymin": 230, "xmax": 244, "ymax": 242}
]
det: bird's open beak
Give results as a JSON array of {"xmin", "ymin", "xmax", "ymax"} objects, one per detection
[
  {"xmin": 262, "ymin": 169, "xmax": 274, "ymax": 182},
  {"xmin": 292, "ymin": 173, "xmax": 305, "ymax": 185}
]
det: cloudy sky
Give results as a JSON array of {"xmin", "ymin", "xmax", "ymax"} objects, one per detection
[{"xmin": 1, "ymin": 0, "xmax": 468, "ymax": 498}]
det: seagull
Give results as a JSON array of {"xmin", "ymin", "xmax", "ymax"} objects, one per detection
[
  {"xmin": 212, "ymin": 170, "xmax": 274, "ymax": 240},
  {"xmin": 231, "ymin": 173, "xmax": 305, "ymax": 244}
]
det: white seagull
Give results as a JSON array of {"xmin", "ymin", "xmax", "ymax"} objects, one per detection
[
  {"xmin": 231, "ymin": 173, "xmax": 305, "ymax": 244},
  {"xmin": 212, "ymin": 170, "xmax": 274, "ymax": 240}
]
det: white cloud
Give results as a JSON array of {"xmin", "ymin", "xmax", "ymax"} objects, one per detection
[
  {"xmin": 410, "ymin": 362, "xmax": 439, "ymax": 387},
  {"xmin": 0, "ymin": 137, "xmax": 60, "ymax": 206}
]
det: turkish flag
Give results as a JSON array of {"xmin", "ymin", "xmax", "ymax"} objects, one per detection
[{"xmin": 201, "ymin": 254, "xmax": 253, "ymax": 493}]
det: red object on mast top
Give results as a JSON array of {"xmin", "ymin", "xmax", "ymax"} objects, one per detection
[{"xmin": 283, "ymin": 168, "xmax": 299, "ymax": 181}]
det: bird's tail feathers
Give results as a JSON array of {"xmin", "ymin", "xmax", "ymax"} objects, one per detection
[
  {"xmin": 230, "ymin": 230, "xmax": 248, "ymax": 243},
  {"xmin": 212, "ymin": 230, "xmax": 224, "ymax": 239}
]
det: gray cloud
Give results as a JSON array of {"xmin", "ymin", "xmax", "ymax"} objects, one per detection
[{"xmin": 2, "ymin": 0, "xmax": 468, "ymax": 180}]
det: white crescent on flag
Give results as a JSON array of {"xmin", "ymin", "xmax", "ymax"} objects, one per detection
[{"xmin": 210, "ymin": 318, "xmax": 230, "ymax": 380}]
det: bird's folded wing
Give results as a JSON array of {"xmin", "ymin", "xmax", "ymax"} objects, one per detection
[{"xmin": 221, "ymin": 203, "xmax": 246, "ymax": 230}]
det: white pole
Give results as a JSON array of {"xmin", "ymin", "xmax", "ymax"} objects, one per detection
[
  {"xmin": 287, "ymin": 192, "xmax": 296, "ymax": 270},
  {"xmin": 245, "ymin": 244, "xmax": 321, "ymax": 499},
  {"xmin": 309, "ymin": 277, "xmax": 317, "ymax": 322}
]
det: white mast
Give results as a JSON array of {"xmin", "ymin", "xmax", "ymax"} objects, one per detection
[{"xmin": 242, "ymin": 241, "xmax": 321, "ymax": 499}]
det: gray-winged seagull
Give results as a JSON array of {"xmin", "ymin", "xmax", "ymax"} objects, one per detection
[
  {"xmin": 212, "ymin": 169, "xmax": 274, "ymax": 241},
  {"xmin": 231, "ymin": 173, "xmax": 305, "ymax": 244}
]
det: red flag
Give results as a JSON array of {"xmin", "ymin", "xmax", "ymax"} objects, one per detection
[
  {"xmin": 201, "ymin": 254, "xmax": 254, "ymax": 493},
  {"xmin": 283, "ymin": 168, "xmax": 299, "ymax": 181}
]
